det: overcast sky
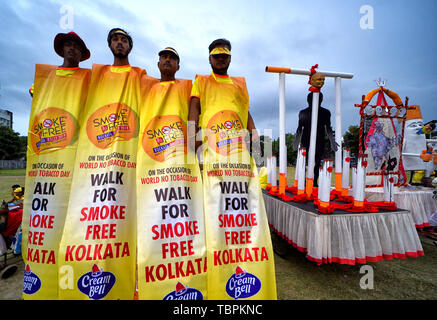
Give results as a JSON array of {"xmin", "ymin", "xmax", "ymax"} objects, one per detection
[{"xmin": 1, "ymin": 0, "xmax": 436, "ymax": 138}]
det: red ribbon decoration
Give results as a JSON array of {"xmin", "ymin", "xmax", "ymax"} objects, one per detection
[{"xmin": 308, "ymin": 64, "xmax": 320, "ymax": 92}]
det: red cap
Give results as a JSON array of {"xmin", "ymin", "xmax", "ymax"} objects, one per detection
[{"xmin": 54, "ymin": 32, "xmax": 90, "ymax": 61}]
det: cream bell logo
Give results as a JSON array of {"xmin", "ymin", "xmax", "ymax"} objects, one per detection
[
  {"xmin": 163, "ymin": 281, "xmax": 203, "ymax": 300},
  {"xmin": 86, "ymin": 103, "xmax": 137, "ymax": 149}
]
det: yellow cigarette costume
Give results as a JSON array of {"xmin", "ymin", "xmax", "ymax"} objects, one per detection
[
  {"xmin": 193, "ymin": 73, "xmax": 277, "ymax": 300},
  {"xmin": 58, "ymin": 64, "xmax": 145, "ymax": 300},
  {"xmin": 22, "ymin": 65, "xmax": 91, "ymax": 299},
  {"xmin": 136, "ymin": 79, "xmax": 207, "ymax": 299}
]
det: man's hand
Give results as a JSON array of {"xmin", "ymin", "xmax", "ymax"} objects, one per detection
[
  {"xmin": 292, "ymin": 130, "xmax": 302, "ymax": 151},
  {"xmin": 326, "ymin": 127, "xmax": 339, "ymax": 152}
]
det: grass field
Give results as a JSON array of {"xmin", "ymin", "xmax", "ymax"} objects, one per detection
[
  {"xmin": 272, "ymin": 233, "xmax": 437, "ymax": 299},
  {"xmin": 0, "ymin": 169, "xmax": 26, "ymax": 203},
  {"xmin": 1, "ymin": 168, "xmax": 436, "ymax": 300}
]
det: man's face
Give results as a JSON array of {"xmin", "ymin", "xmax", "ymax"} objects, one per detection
[
  {"xmin": 209, "ymin": 47, "xmax": 231, "ymax": 74},
  {"xmin": 110, "ymin": 34, "xmax": 131, "ymax": 58},
  {"xmin": 158, "ymin": 52, "xmax": 179, "ymax": 76},
  {"xmin": 63, "ymin": 39, "xmax": 83, "ymax": 63},
  {"xmin": 424, "ymin": 123, "xmax": 433, "ymax": 132},
  {"xmin": 310, "ymin": 73, "xmax": 325, "ymax": 89}
]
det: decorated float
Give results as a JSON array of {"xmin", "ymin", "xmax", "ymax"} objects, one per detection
[{"xmin": 263, "ymin": 66, "xmax": 425, "ymax": 265}]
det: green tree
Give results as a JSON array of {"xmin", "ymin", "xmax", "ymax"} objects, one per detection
[
  {"xmin": 0, "ymin": 126, "xmax": 26, "ymax": 160},
  {"xmin": 343, "ymin": 125, "xmax": 360, "ymax": 160},
  {"xmin": 266, "ymin": 133, "xmax": 298, "ymax": 165}
]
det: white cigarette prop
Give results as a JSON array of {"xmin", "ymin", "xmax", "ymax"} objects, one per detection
[
  {"xmin": 265, "ymin": 66, "xmax": 353, "ymax": 198},
  {"xmin": 425, "ymin": 160, "xmax": 436, "ymax": 178},
  {"xmin": 383, "ymin": 173, "xmax": 395, "ymax": 203},
  {"xmin": 266, "ymin": 155, "xmax": 272, "ymax": 190},
  {"xmin": 341, "ymin": 148, "xmax": 351, "ymax": 196},
  {"xmin": 271, "ymin": 156, "xmax": 278, "ymax": 192},
  {"xmin": 294, "ymin": 145, "xmax": 302, "ymax": 187},
  {"xmin": 334, "ymin": 77, "xmax": 343, "ymax": 191},
  {"xmin": 353, "ymin": 154, "xmax": 368, "ymax": 208},
  {"xmin": 278, "ymin": 73, "xmax": 287, "ymax": 195},
  {"xmin": 306, "ymin": 92, "xmax": 320, "ymax": 198},
  {"xmin": 318, "ymin": 159, "xmax": 333, "ymax": 208},
  {"xmin": 351, "ymin": 165, "xmax": 357, "ymax": 200},
  {"xmin": 297, "ymin": 147, "xmax": 306, "ymax": 195}
]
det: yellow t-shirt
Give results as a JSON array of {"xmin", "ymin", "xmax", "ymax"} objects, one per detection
[
  {"xmin": 110, "ymin": 64, "xmax": 132, "ymax": 73},
  {"xmin": 190, "ymin": 72, "xmax": 234, "ymax": 98},
  {"xmin": 30, "ymin": 67, "xmax": 80, "ymax": 96}
]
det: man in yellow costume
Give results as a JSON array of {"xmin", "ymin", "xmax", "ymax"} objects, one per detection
[
  {"xmin": 58, "ymin": 28, "xmax": 148, "ymax": 300},
  {"xmin": 188, "ymin": 39, "xmax": 277, "ymax": 300},
  {"xmin": 29, "ymin": 32, "xmax": 90, "ymax": 97},
  {"xmin": 136, "ymin": 47, "xmax": 207, "ymax": 299},
  {"xmin": 22, "ymin": 32, "xmax": 91, "ymax": 299}
]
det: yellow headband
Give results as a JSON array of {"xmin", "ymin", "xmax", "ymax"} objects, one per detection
[
  {"xmin": 14, "ymin": 187, "xmax": 22, "ymax": 193},
  {"xmin": 113, "ymin": 29, "xmax": 128, "ymax": 36},
  {"xmin": 210, "ymin": 47, "xmax": 231, "ymax": 56}
]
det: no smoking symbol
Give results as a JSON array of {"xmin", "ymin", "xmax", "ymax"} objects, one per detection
[
  {"xmin": 43, "ymin": 119, "xmax": 53, "ymax": 128},
  {"xmin": 162, "ymin": 126, "xmax": 171, "ymax": 134},
  {"xmin": 108, "ymin": 114, "xmax": 117, "ymax": 122},
  {"xmin": 224, "ymin": 121, "xmax": 233, "ymax": 129}
]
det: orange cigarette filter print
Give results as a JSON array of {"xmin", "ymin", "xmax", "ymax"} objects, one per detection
[
  {"xmin": 354, "ymin": 200, "xmax": 364, "ymax": 207},
  {"xmin": 265, "ymin": 66, "xmax": 291, "ymax": 74},
  {"xmin": 279, "ymin": 173, "xmax": 287, "ymax": 195},
  {"xmin": 305, "ymin": 178, "xmax": 313, "ymax": 198},
  {"xmin": 319, "ymin": 200, "xmax": 330, "ymax": 208},
  {"xmin": 335, "ymin": 173, "xmax": 342, "ymax": 191}
]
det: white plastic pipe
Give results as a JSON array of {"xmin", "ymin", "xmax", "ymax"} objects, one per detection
[
  {"xmin": 297, "ymin": 147, "xmax": 306, "ymax": 194},
  {"xmin": 307, "ymin": 92, "xmax": 320, "ymax": 181},
  {"xmin": 317, "ymin": 165, "xmax": 324, "ymax": 200},
  {"xmin": 354, "ymin": 155, "xmax": 367, "ymax": 206},
  {"xmin": 425, "ymin": 160, "xmax": 436, "ymax": 177},
  {"xmin": 383, "ymin": 173, "xmax": 395, "ymax": 203},
  {"xmin": 265, "ymin": 66, "xmax": 353, "ymax": 79},
  {"xmin": 318, "ymin": 159, "xmax": 333, "ymax": 204},
  {"xmin": 266, "ymin": 155, "xmax": 272, "ymax": 187},
  {"xmin": 294, "ymin": 144, "xmax": 301, "ymax": 186},
  {"xmin": 351, "ymin": 166, "xmax": 357, "ymax": 199},
  {"xmin": 271, "ymin": 156, "xmax": 277, "ymax": 189},
  {"xmin": 334, "ymin": 77, "xmax": 342, "ymax": 188},
  {"xmin": 279, "ymin": 73, "xmax": 287, "ymax": 190},
  {"xmin": 342, "ymin": 148, "xmax": 351, "ymax": 195}
]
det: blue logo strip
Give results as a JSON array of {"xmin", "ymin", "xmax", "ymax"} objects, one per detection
[
  {"xmin": 77, "ymin": 271, "xmax": 116, "ymax": 300},
  {"xmin": 225, "ymin": 272, "xmax": 262, "ymax": 300},
  {"xmin": 97, "ymin": 131, "xmax": 115, "ymax": 141}
]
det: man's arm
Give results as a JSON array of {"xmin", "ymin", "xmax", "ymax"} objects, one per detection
[
  {"xmin": 324, "ymin": 110, "xmax": 339, "ymax": 152},
  {"xmin": 292, "ymin": 111, "xmax": 304, "ymax": 151},
  {"xmin": 188, "ymin": 96, "xmax": 202, "ymax": 152},
  {"xmin": 247, "ymin": 111, "xmax": 256, "ymax": 132},
  {"xmin": 247, "ymin": 111, "xmax": 261, "ymax": 154}
]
